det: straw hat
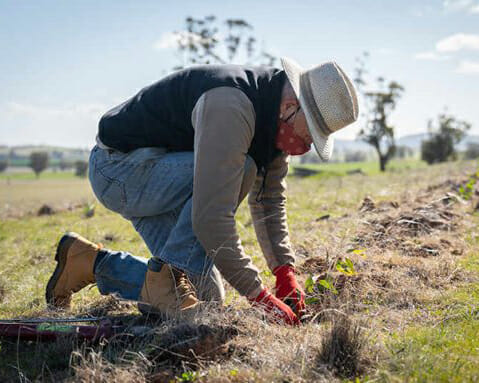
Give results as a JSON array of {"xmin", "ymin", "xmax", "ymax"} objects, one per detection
[{"xmin": 280, "ymin": 57, "xmax": 359, "ymax": 161}]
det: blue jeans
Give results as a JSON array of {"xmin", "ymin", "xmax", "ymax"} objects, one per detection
[{"xmin": 88, "ymin": 146, "xmax": 255, "ymax": 302}]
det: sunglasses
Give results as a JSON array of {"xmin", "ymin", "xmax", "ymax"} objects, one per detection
[{"xmin": 284, "ymin": 105, "xmax": 301, "ymax": 124}]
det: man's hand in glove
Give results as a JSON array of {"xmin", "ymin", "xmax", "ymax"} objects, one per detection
[
  {"xmin": 248, "ymin": 288, "xmax": 300, "ymax": 326},
  {"xmin": 273, "ymin": 265, "xmax": 306, "ymax": 317}
]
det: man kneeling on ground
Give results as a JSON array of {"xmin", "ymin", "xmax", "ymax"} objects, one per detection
[{"xmin": 45, "ymin": 57, "xmax": 358, "ymax": 326}]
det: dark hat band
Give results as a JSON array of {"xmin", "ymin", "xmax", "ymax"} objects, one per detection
[{"xmin": 300, "ymin": 73, "xmax": 332, "ymax": 136}]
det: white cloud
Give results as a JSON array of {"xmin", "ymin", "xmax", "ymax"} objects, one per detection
[
  {"xmin": 414, "ymin": 33, "xmax": 479, "ymax": 61},
  {"xmin": 414, "ymin": 51, "xmax": 451, "ymax": 61},
  {"xmin": 456, "ymin": 60, "xmax": 479, "ymax": 73},
  {"xmin": 436, "ymin": 33, "xmax": 479, "ymax": 52},
  {"xmin": 443, "ymin": 0, "xmax": 479, "ymax": 13}
]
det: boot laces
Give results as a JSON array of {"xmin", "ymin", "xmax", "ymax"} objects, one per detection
[{"xmin": 171, "ymin": 268, "xmax": 195, "ymax": 298}]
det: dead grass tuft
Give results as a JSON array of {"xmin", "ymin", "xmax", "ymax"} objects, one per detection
[
  {"xmin": 146, "ymin": 322, "xmax": 239, "ymax": 367},
  {"xmin": 359, "ymin": 196, "xmax": 399, "ymax": 213},
  {"xmin": 298, "ymin": 256, "xmax": 329, "ymax": 274},
  {"xmin": 317, "ymin": 316, "xmax": 369, "ymax": 379},
  {"xmin": 71, "ymin": 350, "xmax": 146, "ymax": 383}
]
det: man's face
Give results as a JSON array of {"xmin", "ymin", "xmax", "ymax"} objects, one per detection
[{"xmin": 283, "ymin": 103, "xmax": 313, "ymax": 148}]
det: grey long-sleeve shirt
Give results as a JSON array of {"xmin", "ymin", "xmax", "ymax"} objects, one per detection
[{"xmin": 191, "ymin": 86, "xmax": 295, "ymax": 297}]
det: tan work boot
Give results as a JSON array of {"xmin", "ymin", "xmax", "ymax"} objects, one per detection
[
  {"xmin": 138, "ymin": 265, "xmax": 201, "ymax": 319},
  {"xmin": 45, "ymin": 232, "xmax": 100, "ymax": 309}
]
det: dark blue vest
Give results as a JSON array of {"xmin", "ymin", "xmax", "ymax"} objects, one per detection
[{"xmin": 98, "ymin": 65, "xmax": 285, "ymax": 171}]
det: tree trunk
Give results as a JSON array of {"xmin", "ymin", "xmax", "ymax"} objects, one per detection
[{"xmin": 379, "ymin": 156, "xmax": 387, "ymax": 172}]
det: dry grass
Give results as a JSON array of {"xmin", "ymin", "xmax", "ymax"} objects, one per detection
[
  {"xmin": 296, "ymin": 171, "xmax": 476, "ymax": 325},
  {"xmin": 0, "ymin": 177, "xmax": 94, "ymax": 219},
  {"xmin": 317, "ymin": 316, "xmax": 369, "ymax": 378},
  {"xmin": 1, "ymin": 160, "xmax": 479, "ymax": 382}
]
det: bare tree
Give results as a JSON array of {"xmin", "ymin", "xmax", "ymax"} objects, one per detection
[
  {"xmin": 354, "ymin": 53, "xmax": 404, "ymax": 172},
  {"xmin": 30, "ymin": 152, "xmax": 49, "ymax": 178},
  {"xmin": 172, "ymin": 15, "xmax": 277, "ymax": 69}
]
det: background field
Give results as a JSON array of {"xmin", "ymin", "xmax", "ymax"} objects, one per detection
[{"xmin": 1, "ymin": 159, "xmax": 478, "ymax": 382}]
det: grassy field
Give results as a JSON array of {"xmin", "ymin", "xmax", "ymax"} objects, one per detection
[
  {"xmin": 0, "ymin": 171, "xmax": 94, "ymax": 219},
  {"xmin": 291, "ymin": 158, "xmax": 427, "ymax": 176},
  {"xmin": 0, "ymin": 170, "xmax": 79, "ymax": 181},
  {"xmin": 0, "ymin": 159, "xmax": 478, "ymax": 382}
]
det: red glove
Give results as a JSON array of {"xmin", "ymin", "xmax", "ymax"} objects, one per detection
[
  {"xmin": 248, "ymin": 288, "xmax": 300, "ymax": 326},
  {"xmin": 273, "ymin": 265, "xmax": 306, "ymax": 317}
]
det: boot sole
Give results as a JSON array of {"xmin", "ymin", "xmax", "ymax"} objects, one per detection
[
  {"xmin": 137, "ymin": 302, "xmax": 201, "ymax": 321},
  {"xmin": 45, "ymin": 233, "xmax": 78, "ymax": 308}
]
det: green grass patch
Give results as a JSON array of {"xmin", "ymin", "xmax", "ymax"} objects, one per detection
[
  {"xmin": 0, "ymin": 170, "xmax": 78, "ymax": 181},
  {"xmin": 379, "ymin": 254, "xmax": 479, "ymax": 383},
  {"xmin": 293, "ymin": 158, "xmax": 427, "ymax": 176}
]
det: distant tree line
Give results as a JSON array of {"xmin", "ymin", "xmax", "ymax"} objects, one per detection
[
  {"xmin": 0, "ymin": 149, "xmax": 89, "ymax": 178},
  {"xmin": 0, "ymin": 151, "xmax": 88, "ymax": 178}
]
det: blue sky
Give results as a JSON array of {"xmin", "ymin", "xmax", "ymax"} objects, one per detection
[{"xmin": 0, "ymin": 0, "xmax": 478, "ymax": 148}]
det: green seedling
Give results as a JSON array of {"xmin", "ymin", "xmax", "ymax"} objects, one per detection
[
  {"xmin": 176, "ymin": 371, "xmax": 197, "ymax": 382},
  {"xmin": 336, "ymin": 257, "xmax": 357, "ymax": 276},
  {"xmin": 459, "ymin": 169, "xmax": 479, "ymax": 200},
  {"xmin": 317, "ymin": 277, "xmax": 338, "ymax": 294},
  {"xmin": 304, "ymin": 274, "xmax": 338, "ymax": 303}
]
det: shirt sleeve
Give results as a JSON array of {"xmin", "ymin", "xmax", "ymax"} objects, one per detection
[
  {"xmin": 248, "ymin": 153, "xmax": 296, "ymax": 271},
  {"xmin": 191, "ymin": 86, "xmax": 263, "ymax": 297}
]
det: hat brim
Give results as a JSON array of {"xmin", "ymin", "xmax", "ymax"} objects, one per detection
[{"xmin": 280, "ymin": 57, "xmax": 334, "ymax": 161}]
